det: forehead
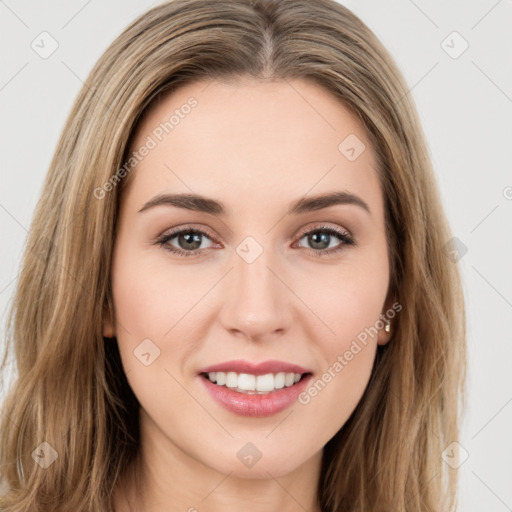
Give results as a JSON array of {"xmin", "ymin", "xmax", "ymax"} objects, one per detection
[{"xmin": 123, "ymin": 76, "xmax": 382, "ymax": 217}]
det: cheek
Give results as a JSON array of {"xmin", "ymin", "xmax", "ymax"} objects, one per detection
[
  {"xmin": 109, "ymin": 252, "xmax": 198, "ymax": 416},
  {"xmin": 111, "ymin": 250, "xmax": 197, "ymax": 337},
  {"xmin": 296, "ymin": 340, "xmax": 377, "ymax": 450},
  {"xmin": 110, "ymin": 248, "xmax": 216, "ymax": 386},
  {"xmin": 297, "ymin": 255, "xmax": 389, "ymax": 343},
  {"xmin": 293, "ymin": 250, "xmax": 388, "ymax": 423}
]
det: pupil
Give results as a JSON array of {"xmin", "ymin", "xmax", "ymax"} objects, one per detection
[
  {"xmin": 180, "ymin": 232, "xmax": 201, "ymax": 250},
  {"xmin": 309, "ymin": 231, "xmax": 329, "ymax": 250}
]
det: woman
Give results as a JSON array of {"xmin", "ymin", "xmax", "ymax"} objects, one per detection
[{"xmin": 0, "ymin": 0, "xmax": 466, "ymax": 510}]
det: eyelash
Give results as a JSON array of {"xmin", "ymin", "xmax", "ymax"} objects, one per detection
[{"xmin": 156, "ymin": 224, "xmax": 355, "ymax": 258}]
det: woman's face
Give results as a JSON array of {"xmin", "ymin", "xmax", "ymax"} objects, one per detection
[{"xmin": 105, "ymin": 76, "xmax": 392, "ymax": 480}]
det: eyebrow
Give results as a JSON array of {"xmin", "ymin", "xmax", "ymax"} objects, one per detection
[{"xmin": 137, "ymin": 190, "xmax": 371, "ymax": 216}]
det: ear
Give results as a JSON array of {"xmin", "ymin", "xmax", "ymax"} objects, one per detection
[
  {"xmin": 103, "ymin": 305, "xmax": 116, "ymax": 339},
  {"xmin": 377, "ymin": 296, "xmax": 398, "ymax": 346},
  {"xmin": 377, "ymin": 320, "xmax": 392, "ymax": 346}
]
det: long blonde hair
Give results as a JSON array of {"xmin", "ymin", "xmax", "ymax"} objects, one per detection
[{"xmin": 0, "ymin": 0, "xmax": 466, "ymax": 510}]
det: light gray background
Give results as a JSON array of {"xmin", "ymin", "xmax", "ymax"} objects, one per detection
[{"xmin": 1, "ymin": 1, "xmax": 511, "ymax": 510}]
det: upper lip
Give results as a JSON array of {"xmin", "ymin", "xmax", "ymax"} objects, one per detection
[{"xmin": 198, "ymin": 359, "xmax": 312, "ymax": 376}]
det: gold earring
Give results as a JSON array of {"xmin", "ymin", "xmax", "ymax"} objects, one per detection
[{"xmin": 384, "ymin": 321, "xmax": 391, "ymax": 333}]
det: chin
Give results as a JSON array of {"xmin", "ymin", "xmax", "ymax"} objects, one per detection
[{"xmin": 200, "ymin": 443, "xmax": 318, "ymax": 480}]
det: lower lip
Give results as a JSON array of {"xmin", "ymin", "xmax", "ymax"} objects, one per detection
[{"xmin": 199, "ymin": 374, "xmax": 312, "ymax": 417}]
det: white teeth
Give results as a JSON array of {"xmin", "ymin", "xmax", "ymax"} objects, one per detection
[
  {"xmin": 238, "ymin": 373, "xmax": 256, "ymax": 391},
  {"xmin": 225, "ymin": 371, "xmax": 238, "ymax": 388},
  {"xmin": 256, "ymin": 373, "xmax": 274, "ymax": 392},
  {"xmin": 274, "ymin": 372, "xmax": 285, "ymax": 389},
  {"xmin": 205, "ymin": 371, "xmax": 304, "ymax": 393}
]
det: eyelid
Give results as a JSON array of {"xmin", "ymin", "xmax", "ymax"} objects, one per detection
[
  {"xmin": 294, "ymin": 221, "xmax": 352, "ymax": 240},
  {"xmin": 158, "ymin": 224, "xmax": 218, "ymax": 242}
]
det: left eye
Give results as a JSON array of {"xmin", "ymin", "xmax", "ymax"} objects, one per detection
[{"xmin": 295, "ymin": 227, "xmax": 354, "ymax": 254}]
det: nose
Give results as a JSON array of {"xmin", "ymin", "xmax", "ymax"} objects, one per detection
[{"xmin": 218, "ymin": 248, "xmax": 294, "ymax": 342}]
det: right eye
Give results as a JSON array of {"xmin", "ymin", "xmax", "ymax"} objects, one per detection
[{"xmin": 156, "ymin": 226, "xmax": 218, "ymax": 257}]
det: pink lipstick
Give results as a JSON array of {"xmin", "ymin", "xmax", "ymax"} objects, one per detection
[{"xmin": 197, "ymin": 359, "xmax": 313, "ymax": 417}]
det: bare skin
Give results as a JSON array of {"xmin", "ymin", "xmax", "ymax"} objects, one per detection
[{"xmin": 106, "ymin": 76, "xmax": 392, "ymax": 512}]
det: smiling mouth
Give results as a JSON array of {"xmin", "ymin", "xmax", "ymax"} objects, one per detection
[{"xmin": 200, "ymin": 371, "xmax": 311, "ymax": 394}]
